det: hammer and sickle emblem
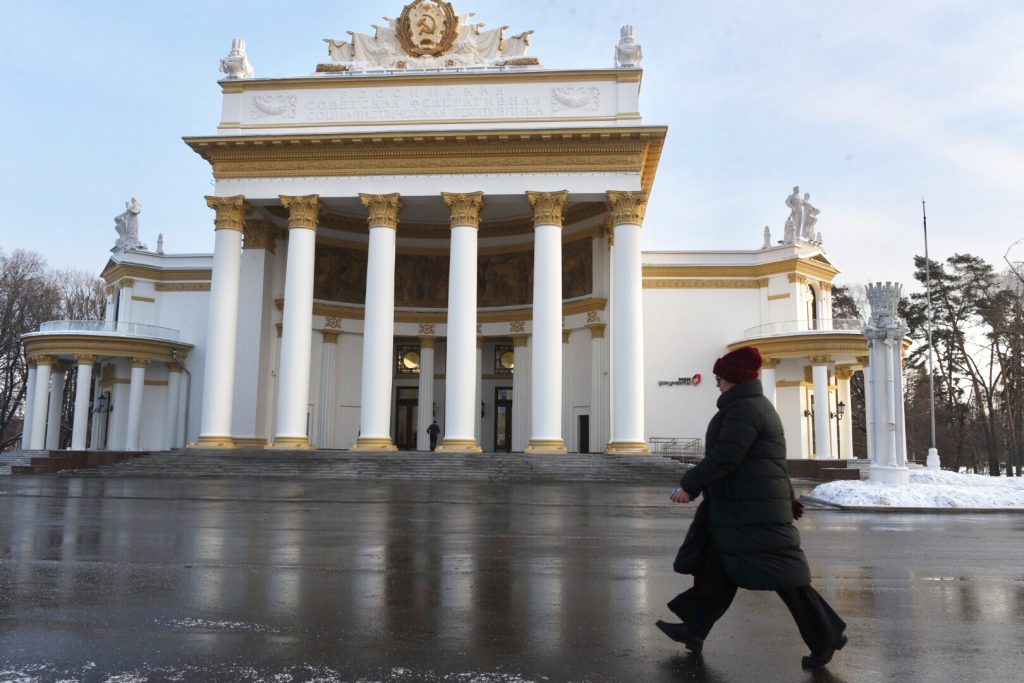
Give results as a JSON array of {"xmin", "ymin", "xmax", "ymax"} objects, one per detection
[{"xmin": 417, "ymin": 15, "xmax": 437, "ymax": 34}]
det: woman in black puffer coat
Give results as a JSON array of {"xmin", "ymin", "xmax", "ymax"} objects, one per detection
[{"xmin": 655, "ymin": 346, "xmax": 848, "ymax": 669}]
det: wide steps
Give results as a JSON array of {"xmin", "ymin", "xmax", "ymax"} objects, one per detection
[{"xmin": 57, "ymin": 449, "xmax": 691, "ymax": 484}]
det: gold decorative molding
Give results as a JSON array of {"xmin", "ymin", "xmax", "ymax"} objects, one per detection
[
  {"xmin": 420, "ymin": 336, "xmax": 436, "ymax": 349},
  {"xmin": 27, "ymin": 358, "xmax": 38, "ymax": 369},
  {"xmin": 563, "ymin": 329, "xmax": 571, "ymax": 343},
  {"xmin": 512, "ymin": 334, "xmax": 530, "ymax": 347},
  {"xmin": 190, "ymin": 436, "xmax": 239, "ymax": 449},
  {"xmin": 33, "ymin": 354, "xmax": 54, "ymax": 366},
  {"xmin": 436, "ymin": 438, "xmax": 483, "ymax": 453},
  {"xmin": 266, "ymin": 436, "xmax": 316, "ymax": 450},
  {"xmin": 645, "ymin": 279, "xmax": 762, "ymax": 290},
  {"xmin": 607, "ymin": 190, "xmax": 649, "ymax": 227},
  {"xmin": 526, "ymin": 190, "xmax": 569, "ymax": 227},
  {"xmin": 74, "ymin": 354, "xmax": 97, "ymax": 364},
  {"xmin": 835, "ymin": 367, "xmax": 855, "ymax": 381},
  {"xmin": 643, "ymin": 257, "xmax": 839, "ymax": 282},
  {"xmin": 131, "ymin": 295, "xmax": 156, "ymax": 303},
  {"xmin": 280, "ymin": 194, "xmax": 322, "ymax": 229},
  {"xmin": 303, "ymin": 297, "xmax": 606, "ymax": 324},
  {"xmin": 761, "ymin": 358, "xmax": 778, "ymax": 369},
  {"xmin": 586, "ymin": 310, "xmax": 601, "ymax": 324},
  {"xmin": 729, "ymin": 333, "xmax": 868, "ymax": 360},
  {"xmin": 360, "ymin": 193, "xmax": 403, "ymax": 228},
  {"xmin": 101, "ymin": 262, "xmax": 212, "ymax": 286},
  {"xmin": 121, "ymin": 278, "xmax": 136, "ymax": 288},
  {"xmin": 767, "ymin": 293, "xmax": 791, "ymax": 301},
  {"xmin": 129, "ymin": 357, "xmax": 150, "ymax": 369},
  {"xmin": 526, "ymin": 438, "xmax": 568, "ymax": 454},
  {"xmin": 808, "ymin": 355, "xmax": 834, "ymax": 366},
  {"xmin": 605, "ymin": 441, "xmax": 651, "ymax": 454},
  {"xmin": 234, "ymin": 437, "xmax": 269, "ymax": 448},
  {"xmin": 323, "ymin": 316, "xmax": 342, "ymax": 329},
  {"xmin": 155, "ymin": 283, "xmax": 211, "ymax": 292},
  {"xmin": 442, "ymin": 192, "xmax": 485, "ymax": 228},
  {"xmin": 418, "ymin": 322, "xmax": 436, "ymax": 335},
  {"xmin": 321, "ymin": 329, "xmax": 341, "ymax": 344},
  {"xmin": 788, "ymin": 273, "xmax": 809, "ymax": 285},
  {"xmin": 587, "ymin": 323, "xmax": 606, "ymax": 339},
  {"xmin": 477, "ymin": 336, "xmax": 485, "ymax": 349},
  {"xmin": 757, "ymin": 278, "xmax": 770, "ymax": 288},
  {"xmin": 509, "ymin": 320, "xmax": 526, "ymax": 334},
  {"xmin": 243, "ymin": 219, "xmax": 279, "ymax": 252},
  {"xmin": 23, "ymin": 336, "xmax": 192, "ymax": 365},
  {"xmin": 351, "ymin": 436, "xmax": 398, "ymax": 452},
  {"xmin": 205, "ymin": 195, "xmax": 247, "ymax": 232},
  {"xmin": 776, "ymin": 380, "xmax": 813, "ymax": 389}
]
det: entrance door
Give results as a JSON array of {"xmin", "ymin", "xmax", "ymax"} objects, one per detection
[
  {"xmin": 494, "ymin": 387, "xmax": 512, "ymax": 452},
  {"xmin": 395, "ymin": 387, "xmax": 419, "ymax": 450},
  {"xmin": 578, "ymin": 415, "xmax": 590, "ymax": 454}
]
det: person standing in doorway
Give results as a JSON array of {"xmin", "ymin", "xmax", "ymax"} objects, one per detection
[
  {"xmin": 656, "ymin": 346, "xmax": 848, "ymax": 669},
  {"xmin": 427, "ymin": 420, "xmax": 440, "ymax": 451}
]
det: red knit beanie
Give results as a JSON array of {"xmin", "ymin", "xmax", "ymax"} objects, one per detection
[{"xmin": 713, "ymin": 346, "xmax": 762, "ymax": 383}]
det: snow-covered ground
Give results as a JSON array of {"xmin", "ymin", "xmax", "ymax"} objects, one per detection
[{"xmin": 810, "ymin": 469, "xmax": 1024, "ymax": 509}]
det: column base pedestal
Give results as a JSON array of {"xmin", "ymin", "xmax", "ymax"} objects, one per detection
[
  {"xmin": 868, "ymin": 464, "xmax": 910, "ymax": 485},
  {"xmin": 525, "ymin": 439, "xmax": 568, "ymax": 454},
  {"xmin": 605, "ymin": 440, "xmax": 650, "ymax": 455},
  {"xmin": 189, "ymin": 436, "xmax": 238, "ymax": 449},
  {"xmin": 436, "ymin": 438, "xmax": 482, "ymax": 453},
  {"xmin": 266, "ymin": 436, "xmax": 315, "ymax": 450},
  {"xmin": 351, "ymin": 437, "xmax": 398, "ymax": 452}
]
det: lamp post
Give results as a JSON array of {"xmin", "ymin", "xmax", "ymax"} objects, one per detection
[{"xmin": 834, "ymin": 400, "xmax": 846, "ymax": 459}]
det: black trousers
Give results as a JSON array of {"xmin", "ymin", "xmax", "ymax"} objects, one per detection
[{"xmin": 667, "ymin": 542, "xmax": 846, "ymax": 654}]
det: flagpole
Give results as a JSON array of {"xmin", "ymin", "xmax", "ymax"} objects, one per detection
[{"xmin": 923, "ymin": 199, "xmax": 940, "ymax": 469}]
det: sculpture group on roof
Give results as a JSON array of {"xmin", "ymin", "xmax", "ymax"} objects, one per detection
[{"xmin": 113, "ymin": 198, "xmax": 145, "ymax": 253}]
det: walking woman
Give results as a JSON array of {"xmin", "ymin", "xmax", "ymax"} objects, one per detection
[{"xmin": 656, "ymin": 346, "xmax": 848, "ymax": 669}]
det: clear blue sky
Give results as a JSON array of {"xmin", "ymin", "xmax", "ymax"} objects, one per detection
[{"xmin": 2, "ymin": 1, "xmax": 1022, "ymax": 288}]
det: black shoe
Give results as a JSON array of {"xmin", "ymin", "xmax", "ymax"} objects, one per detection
[
  {"xmin": 655, "ymin": 620, "xmax": 704, "ymax": 654},
  {"xmin": 801, "ymin": 634, "xmax": 848, "ymax": 668}
]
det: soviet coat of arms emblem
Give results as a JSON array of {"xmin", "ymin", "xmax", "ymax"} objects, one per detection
[{"xmin": 397, "ymin": 0, "xmax": 457, "ymax": 57}]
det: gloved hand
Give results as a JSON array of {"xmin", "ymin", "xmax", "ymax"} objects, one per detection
[{"xmin": 792, "ymin": 499, "xmax": 805, "ymax": 520}]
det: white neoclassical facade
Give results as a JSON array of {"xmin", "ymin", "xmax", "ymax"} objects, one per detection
[{"xmin": 21, "ymin": 2, "xmax": 874, "ymax": 461}]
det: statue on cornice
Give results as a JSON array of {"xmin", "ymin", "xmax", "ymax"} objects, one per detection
[
  {"xmin": 113, "ymin": 198, "xmax": 145, "ymax": 252},
  {"xmin": 318, "ymin": 1, "xmax": 538, "ymax": 72},
  {"xmin": 220, "ymin": 38, "xmax": 254, "ymax": 80},
  {"xmin": 614, "ymin": 25, "xmax": 643, "ymax": 68},
  {"xmin": 781, "ymin": 186, "xmax": 824, "ymax": 245},
  {"xmin": 801, "ymin": 193, "xmax": 820, "ymax": 240}
]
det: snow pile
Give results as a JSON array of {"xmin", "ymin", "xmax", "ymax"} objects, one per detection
[{"xmin": 810, "ymin": 469, "xmax": 1024, "ymax": 509}]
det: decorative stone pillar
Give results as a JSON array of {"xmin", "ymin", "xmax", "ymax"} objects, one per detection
[
  {"xmin": 353, "ymin": 193, "xmax": 402, "ymax": 452},
  {"xmin": 809, "ymin": 356, "xmax": 833, "ymax": 458},
  {"xmin": 437, "ymin": 192, "xmax": 484, "ymax": 453},
  {"xmin": 523, "ymin": 190, "xmax": 568, "ymax": 453},
  {"xmin": 562, "ymin": 329, "xmax": 572, "ymax": 451},
  {"xmin": 44, "ymin": 364, "xmax": 67, "ymax": 451},
  {"xmin": 511, "ymin": 333, "xmax": 531, "ymax": 452},
  {"xmin": 71, "ymin": 355, "xmax": 95, "ymax": 450},
  {"xmin": 761, "ymin": 358, "xmax": 778, "ymax": 406},
  {"xmin": 196, "ymin": 195, "xmax": 247, "ymax": 448},
  {"xmin": 317, "ymin": 328, "xmax": 340, "ymax": 449},
  {"xmin": 22, "ymin": 359, "xmax": 37, "ymax": 450},
  {"xmin": 125, "ymin": 358, "xmax": 148, "ymax": 451},
  {"xmin": 29, "ymin": 356, "xmax": 53, "ymax": 450},
  {"xmin": 606, "ymin": 191, "xmax": 650, "ymax": 454},
  {"xmin": 272, "ymin": 194, "xmax": 322, "ymax": 449},
  {"xmin": 864, "ymin": 282, "xmax": 910, "ymax": 485},
  {"xmin": 835, "ymin": 367, "xmax": 854, "ymax": 459},
  {"xmin": 588, "ymin": 317, "xmax": 609, "ymax": 453},
  {"xmin": 165, "ymin": 366, "xmax": 183, "ymax": 450},
  {"xmin": 417, "ymin": 335, "xmax": 436, "ymax": 451},
  {"xmin": 89, "ymin": 372, "xmax": 103, "ymax": 450}
]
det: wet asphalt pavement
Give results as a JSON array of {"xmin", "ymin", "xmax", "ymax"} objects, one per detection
[{"xmin": 1, "ymin": 476, "xmax": 1023, "ymax": 682}]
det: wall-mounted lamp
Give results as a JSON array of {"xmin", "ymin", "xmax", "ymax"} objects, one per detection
[
  {"xmin": 94, "ymin": 395, "xmax": 110, "ymax": 413},
  {"xmin": 803, "ymin": 408, "xmax": 813, "ymax": 418}
]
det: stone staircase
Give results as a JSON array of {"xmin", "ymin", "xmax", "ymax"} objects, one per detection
[
  {"xmin": 1, "ymin": 450, "xmax": 148, "ymax": 475},
  {"xmin": 38, "ymin": 449, "xmax": 693, "ymax": 484}
]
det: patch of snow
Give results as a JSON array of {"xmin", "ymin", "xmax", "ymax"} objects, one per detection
[{"xmin": 810, "ymin": 469, "xmax": 1024, "ymax": 508}]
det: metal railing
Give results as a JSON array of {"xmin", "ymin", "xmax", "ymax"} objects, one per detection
[
  {"xmin": 742, "ymin": 318, "xmax": 862, "ymax": 338},
  {"xmin": 650, "ymin": 437, "xmax": 704, "ymax": 461},
  {"xmin": 36, "ymin": 320, "xmax": 181, "ymax": 341}
]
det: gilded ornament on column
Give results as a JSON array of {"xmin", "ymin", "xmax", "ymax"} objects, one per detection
[
  {"xmin": 512, "ymin": 333, "xmax": 530, "ymax": 347},
  {"xmin": 360, "ymin": 193, "xmax": 403, "ymax": 228},
  {"xmin": 280, "ymin": 195, "xmax": 323, "ymax": 229},
  {"xmin": 205, "ymin": 195, "xmax": 247, "ymax": 231},
  {"xmin": 509, "ymin": 320, "xmax": 526, "ymax": 334},
  {"xmin": 322, "ymin": 329, "xmax": 341, "ymax": 344},
  {"xmin": 835, "ymin": 367, "xmax": 854, "ymax": 380},
  {"xmin": 808, "ymin": 355, "xmax": 833, "ymax": 366},
  {"xmin": 243, "ymin": 219, "xmax": 279, "ymax": 252},
  {"xmin": 34, "ymin": 355, "xmax": 54, "ymax": 366},
  {"xmin": 129, "ymin": 357, "xmax": 150, "ymax": 369},
  {"xmin": 418, "ymin": 322, "xmax": 436, "ymax": 335},
  {"xmin": 526, "ymin": 190, "xmax": 569, "ymax": 227},
  {"xmin": 586, "ymin": 311, "xmax": 600, "ymax": 324},
  {"xmin": 324, "ymin": 316, "xmax": 342, "ymax": 329},
  {"xmin": 761, "ymin": 358, "xmax": 778, "ymax": 369},
  {"xmin": 442, "ymin": 191, "xmax": 485, "ymax": 228},
  {"xmin": 587, "ymin": 323, "xmax": 607, "ymax": 339},
  {"xmin": 75, "ymin": 354, "xmax": 97, "ymax": 365},
  {"xmin": 606, "ymin": 190, "xmax": 649, "ymax": 226},
  {"xmin": 419, "ymin": 335, "xmax": 436, "ymax": 349}
]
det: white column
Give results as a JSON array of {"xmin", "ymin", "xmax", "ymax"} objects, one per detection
[
  {"xmin": 89, "ymin": 373, "xmax": 103, "ymax": 450},
  {"xmin": 44, "ymin": 366, "xmax": 67, "ymax": 450},
  {"xmin": 606, "ymin": 191, "xmax": 650, "ymax": 454},
  {"xmin": 29, "ymin": 358, "xmax": 52, "ymax": 450},
  {"xmin": 438, "ymin": 192, "xmax": 484, "ymax": 453},
  {"xmin": 353, "ymin": 193, "xmax": 402, "ymax": 452},
  {"xmin": 864, "ymin": 282, "xmax": 911, "ymax": 484},
  {"xmin": 316, "ymin": 329, "xmax": 340, "ymax": 448},
  {"xmin": 273, "ymin": 195, "xmax": 321, "ymax": 449},
  {"xmin": 22, "ymin": 361, "xmax": 37, "ymax": 450},
  {"xmin": 125, "ymin": 358, "xmax": 147, "ymax": 451},
  {"xmin": 118, "ymin": 279, "xmax": 134, "ymax": 325},
  {"xmin": 71, "ymin": 356, "xmax": 95, "ymax": 450},
  {"xmin": 836, "ymin": 367, "xmax": 853, "ymax": 459},
  {"xmin": 417, "ymin": 336, "xmax": 436, "ymax": 451},
  {"xmin": 562, "ymin": 329, "xmax": 572, "ymax": 451},
  {"xmin": 511, "ymin": 334, "xmax": 531, "ymax": 452},
  {"xmin": 761, "ymin": 359, "xmax": 778, "ymax": 407},
  {"xmin": 810, "ymin": 357, "xmax": 832, "ymax": 458},
  {"xmin": 165, "ymin": 367, "xmax": 183, "ymax": 450},
  {"xmin": 104, "ymin": 287, "xmax": 116, "ymax": 323},
  {"xmin": 475, "ymin": 336, "xmax": 484, "ymax": 443},
  {"xmin": 525, "ymin": 190, "xmax": 568, "ymax": 453},
  {"xmin": 196, "ymin": 195, "xmax": 246, "ymax": 448},
  {"xmin": 588, "ymin": 321, "xmax": 609, "ymax": 453}
]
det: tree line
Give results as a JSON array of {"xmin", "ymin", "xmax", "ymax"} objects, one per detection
[{"xmin": 0, "ymin": 249, "xmax": 106, "ymax": 450}]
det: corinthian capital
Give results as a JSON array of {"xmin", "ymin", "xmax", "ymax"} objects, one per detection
[
  {"xmin": 607, "ymin": 190, "xmax": 649, "ymax": 227},
  {"xmin": 360, "ymin": 193, "xmax": 403, "ymax": 228},
  {"xmin": 526, "ymin": 190, "xmax": 569, "ymax": 227},
  {"xmin": 204, "ymin": 195, "xmax": 247, "ymax": 231},
  {"xmin": 280, "ymin": 195, "xmax": 323, "ymax": 229},
  {"xmin": 442, "ymin": 192, "xmax": 485, "ymax": 228}
]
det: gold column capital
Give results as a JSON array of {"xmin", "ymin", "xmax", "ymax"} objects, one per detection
[
  {"xmin": 27, "ymin": 357, "xmax": 38, "ymax": 370},
  {"xmin": 442, "ymin": 191, "xmax": 485, "ymax": 228},
  {"xmin": 205, "ymin": 195, "xmax": 248, "ymax": 231},
  {"xmin": 562, "ymin": 329, "xmax": 571, "ymax": 344},
  {"xmin": 322, "ymin": 329, "xmax": 341, "ymax": 344},
  {"xmin": 75, "ymin": 354, "xmax": 97, "ymax": 365},
  {"xmin": 360, "ymin": 193, "xmax": 403, "ymax": 228},
  {"xmin": 243, "ymin": 219, "xmax": 278, "ymax": 252},
  {"xmin": 835, "ymin": 367, "xmax": 855, "ymax": 381},
  {"xmin": 587, "ymin": 323, "xmax": 607, "ymax": 339},
  {"xmin": 419, "ymin": 336, "xmax": 436, "ymax": 350},
  {"xmin": 512, "ymin": 333, "xmax": 530, "ymax": 348},
  {"xmin": 34, "ymin": 355, "xmax": 54, "ymax": 366},
  {"xmin": 120, "ymin": 278, "xmax": 136, "ymax": 288},
  {"xmin": 761, "ymin": 357, "xmax": 778, "ymax": 369},
  {"xmin": 129, "ymin": 357, "xmax": 150, "ymax": 369},
  {"xmin": 526, "ymin": 190, "xmax": 569, "ymax": 227},
  {"xmin": 606, "ymin": 190, "xmax": 649, "ymax": 227},
  {"xmin": 808, "ymin": 355, "xmax": 833, "ymax": 366},
  {"xmin": 280, "ymin": 194, "xmax": 323, "ymax": 230}
]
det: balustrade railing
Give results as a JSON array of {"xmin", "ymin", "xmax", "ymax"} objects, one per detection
[
  {"xmin": 742, "ymin": 318, "xmax": 862, "ymax": 338},
  {"xmin": 36, "ymin": 320, "xmax": 181, "ymax": 341}
]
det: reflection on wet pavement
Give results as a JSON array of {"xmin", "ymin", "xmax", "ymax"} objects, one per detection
[{"xmin": 1, "ymin": 478, "xmax": 1023, "ymax": 682}]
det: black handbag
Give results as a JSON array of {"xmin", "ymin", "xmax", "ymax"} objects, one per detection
[{"xmin": 673, "ymin": 499, "xmax": 709, "ymax": 575}]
